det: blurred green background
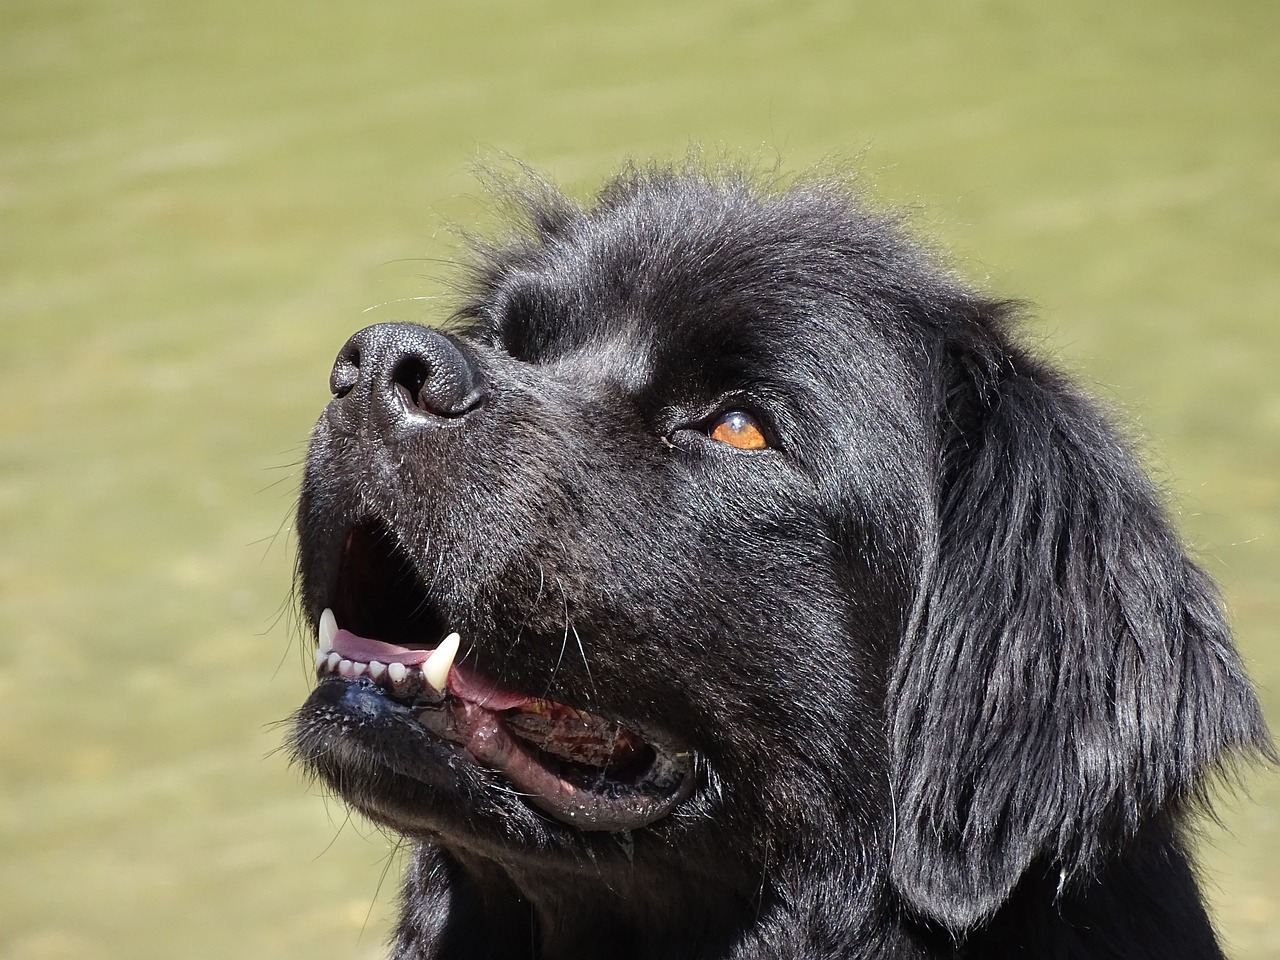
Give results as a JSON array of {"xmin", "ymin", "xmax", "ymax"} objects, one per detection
[{"xmin": 2, "ymin": 1, "xmax": 1276, "ymax": 957}]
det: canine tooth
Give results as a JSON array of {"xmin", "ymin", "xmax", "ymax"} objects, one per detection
[
  {"xmin": 367, "ymin": 660, "xmax": 387, "ymax": 681},
  {"xmin": 422, "ymin": 632, "xmax": 460, "ymax": 693},
  {"xmin": 315, "ymin": 648, "xmax": 328, "ymax": 668},
  {"xmin": 325, "ymin": 652, "xmax": 341, "ymax": 673},
  {"xmin": 387, "ymin": 662, "xmax": 408, "ymax": 684},
  {"xmin": 318, "ymin": 608, "xmax": 337, "ymax": 653}
]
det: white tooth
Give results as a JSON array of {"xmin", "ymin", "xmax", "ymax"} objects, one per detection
[
  {"xmin": 337, "ymin": 659, "xmax": 356, "ymax": 679},
  {"xmin": 367, "ymin": 660, "xmax": 387, "ymax": 681},
  {"xmin": 325, "ymin": 652, "xmax": 341, "ymax": 673},
  {"xmin": 318, "ymin": 608, "xmax": 337, "ymax": 653},
  {"xmin": 352, "ymin": 661, "xmax": 368, "ymax": 678},
  {"xmin": 315, "ymin": 649, "xmax": 328, "ymax": 668},
  {"xmin": 387, "ymin": 662, "xmax": 408, "ymax": 684},
  {"xmin": 422, "ymin": 632, "xmax": 460, "ymax": 693}
]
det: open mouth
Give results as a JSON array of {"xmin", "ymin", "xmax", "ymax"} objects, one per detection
[{"xmin": 311, "ymin": 524, "xmax": 694, "ymax": 831}]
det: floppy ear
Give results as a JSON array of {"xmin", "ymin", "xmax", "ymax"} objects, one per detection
[{"xmin": 888, "ymin": 317, "xmax": 1272, "ymax": 931}]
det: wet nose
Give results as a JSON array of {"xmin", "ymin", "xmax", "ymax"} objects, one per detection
[{"xmin": 328, "ymin": 322, "xmax": 487, "ymax": 434}]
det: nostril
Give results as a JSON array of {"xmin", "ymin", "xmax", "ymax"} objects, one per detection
[
  {"xmin": 389, "ymin": 350, "xmax": 485, "ymax": 418},
  {"xmin": 330, "ymin": 347, "xmax": 361, "ymax": 398},
  {"xmin": 391, "ymin": 356, "xmax": 433, "ymax": 413}
]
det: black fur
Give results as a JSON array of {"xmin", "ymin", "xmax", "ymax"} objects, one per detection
[{"xmin": 290, "ymin": 166, "xmax": 1272, "ymax": 959}]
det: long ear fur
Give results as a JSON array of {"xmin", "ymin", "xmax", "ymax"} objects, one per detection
[{"xmin": 888, "ymin": 310, "xmax": 1273, "ymax": 931}]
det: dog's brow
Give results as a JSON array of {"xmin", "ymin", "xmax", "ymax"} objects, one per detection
[{"xmin": 545, "ymin": 334, "xmax": 654, "ymax": 392}]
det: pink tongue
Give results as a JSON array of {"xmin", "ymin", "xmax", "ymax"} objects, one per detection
[{"xmin": 331, "ymin": 628, "xmax": 530, "ymax": 710}]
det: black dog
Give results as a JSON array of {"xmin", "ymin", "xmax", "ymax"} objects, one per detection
[{"xmin": 290, "ymin": 166, "xmax": 1272, "ymax": 959}]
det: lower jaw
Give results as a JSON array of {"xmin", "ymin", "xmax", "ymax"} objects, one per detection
[{"xmin": 306, "ymin": 677, "xmax": 694, "ymax": 832}]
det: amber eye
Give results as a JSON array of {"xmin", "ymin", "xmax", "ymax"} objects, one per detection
[{"xmin": 709, "ymin": 411, "xmax": 769, "ymax": 450}]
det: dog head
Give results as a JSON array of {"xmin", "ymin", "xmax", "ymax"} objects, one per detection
[{"xmin": 290, "ymin": 168, "xmax": 1270, "ymax": 941}]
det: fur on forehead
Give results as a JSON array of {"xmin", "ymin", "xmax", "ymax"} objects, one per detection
[{"xmin": 451, "ymin": 164, "xmax": 999, "ymax": 370}]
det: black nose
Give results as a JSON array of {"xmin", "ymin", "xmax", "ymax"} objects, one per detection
[{"xmin": 328, "ymin": 322, "xmax": 487, "ymax": 433}]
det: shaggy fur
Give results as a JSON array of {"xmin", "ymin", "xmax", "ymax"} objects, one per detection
[{"xmin": 290, "ymin": 166, "xmax": 1272, "ymax": 959}]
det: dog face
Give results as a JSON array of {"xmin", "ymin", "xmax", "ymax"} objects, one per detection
[
  {"xmin": 290, "ymin": 169, "xmax": 1270, "ymax": 946},
  {"xmin": 292, "ymin": 175, "xmax": 930, "ymax": 879}
]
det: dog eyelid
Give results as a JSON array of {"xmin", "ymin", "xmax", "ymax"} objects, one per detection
[{"xmin": 709, "ymin": 411, "xmax": 770, "ymax": 451}]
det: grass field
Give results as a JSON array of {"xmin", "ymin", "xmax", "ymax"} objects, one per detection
[{"xmin": 1, "ymin": 1, "xmax": 1277, "ymax": 957}]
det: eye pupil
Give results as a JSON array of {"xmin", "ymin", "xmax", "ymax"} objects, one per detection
[{"xmin": 710, "ymin": 411, "xmax": 769, "ymax": 450}]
